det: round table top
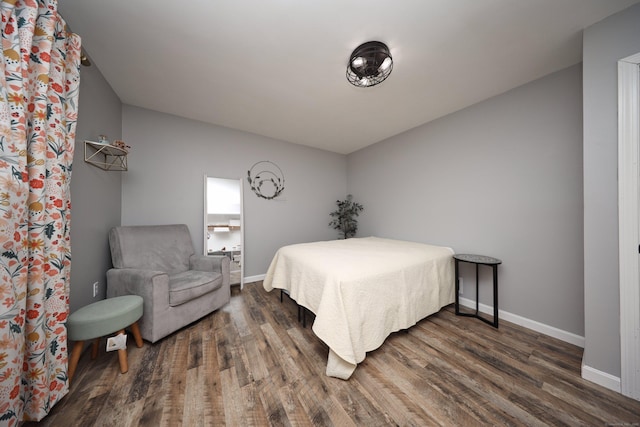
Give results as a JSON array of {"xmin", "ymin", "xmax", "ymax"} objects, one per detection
[{"xmin": 453, "ymin": 253, "xmax": 502, "ymax": 265}]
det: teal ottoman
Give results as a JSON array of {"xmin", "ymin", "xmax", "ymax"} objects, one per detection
[{"xmin": 67, "ymin": 295, "xmax": 144, "ymax": 382}]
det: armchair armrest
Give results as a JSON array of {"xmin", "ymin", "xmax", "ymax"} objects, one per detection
[
  {"xmin": 106, "ymin": 268, "xmax": 170, "ymax": 307},
  {"xmin": 190, "ymin": 254, "xmax": 230, "ymax": 274}
]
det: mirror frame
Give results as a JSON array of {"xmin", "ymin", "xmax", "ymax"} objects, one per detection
[{"xmin": 204, "ymin": 175, "xmax": 244, "ymax": 289}]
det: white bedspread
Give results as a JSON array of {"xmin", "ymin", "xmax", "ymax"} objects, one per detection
[{"xmin": 263, "ymin": 237, "xmax": 454, "ymax": 379}]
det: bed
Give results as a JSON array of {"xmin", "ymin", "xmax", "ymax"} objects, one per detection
[{"xmin": 262, "ymin": 236, "xmax": 455, "ymax": 379}]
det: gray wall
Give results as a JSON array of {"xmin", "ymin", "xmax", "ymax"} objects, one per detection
[
  {"xmin": 69, "ymin": 56, "xmax": 122, "ymax": 312},
  {"xmin": 348, "ymin": 64, "xmax": 584, "ymax": 335},
  {"xmin": 583, "ymin": 3, "xmax": 640, "ymax": 378},
  {"xmin": 121, "ymin": 105, "xmax": 347, "ymax": 277}
]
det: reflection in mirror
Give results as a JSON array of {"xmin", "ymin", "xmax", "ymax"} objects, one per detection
[{"xmin": 204, "ymin": 176, "xmax": 244, "ymax": 289}]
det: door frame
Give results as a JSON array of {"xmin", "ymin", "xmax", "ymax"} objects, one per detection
[
  {"xmin": 204, "ymin": 175, "xmax": 245, "ymax": 290},
  {"xmin": 618, "ymin": 51, "xmax": 640, "ymax": 400}
]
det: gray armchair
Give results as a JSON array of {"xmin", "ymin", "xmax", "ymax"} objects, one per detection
[{"xmin": 106, "ymin": 224, "xmax": 230, "ymax": 343}]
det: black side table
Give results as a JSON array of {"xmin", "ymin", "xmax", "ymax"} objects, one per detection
[{"xmin": 454, "ymin": 254, "xmax": 502, "ymax": 328}]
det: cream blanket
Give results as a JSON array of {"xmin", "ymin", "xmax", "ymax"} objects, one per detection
[{"xmin": 263, "ymin": 237, "xmax": 454, "ymax": 379}]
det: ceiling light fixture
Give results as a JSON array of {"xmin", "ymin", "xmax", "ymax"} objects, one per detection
[{"xmin": 346, "ymin": 41, "xmax": 393, "ymax": 88}]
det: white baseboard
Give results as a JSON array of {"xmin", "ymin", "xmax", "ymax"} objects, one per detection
[
  {"xmin": 581, "ymin": 363, "xmax": 622, "ymax": 393},
  {"xmin": 458, "ymin": 297, "xmax": 585, "ymax": 348},
  {"xmin": 243, "ymin": 273, "xmax": 265, "ymax": 284}
]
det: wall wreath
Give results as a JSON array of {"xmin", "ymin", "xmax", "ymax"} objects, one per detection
[{"xmin": 247, "ymin": 161, "xmax": 285, "ymax": 200}]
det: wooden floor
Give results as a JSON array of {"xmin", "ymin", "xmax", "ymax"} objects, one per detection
[{"xmin": 30, "ymin": 282, "xmax": 640, "ymax": 426}]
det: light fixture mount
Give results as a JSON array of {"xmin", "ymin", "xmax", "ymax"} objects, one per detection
[{"xmin": 346, "ymin": 41, "xmax": 393, "ymax": 88}]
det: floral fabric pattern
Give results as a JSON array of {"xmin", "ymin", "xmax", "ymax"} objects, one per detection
[{"xmin": 0, "ymin": 0, "xmax": 80, "ymax": 424}]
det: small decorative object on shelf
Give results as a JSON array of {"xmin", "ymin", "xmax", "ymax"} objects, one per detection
[
  {"xmin": 98, "ymin": 134, "xmax": 109, "ymax": 144},
  {"xmin": 84, "ymin": 140, "xmax": 128, "ymax": 171},
  {"xmin": 111, "ymin": 139, "xmax": 131, "ymax": 153}
]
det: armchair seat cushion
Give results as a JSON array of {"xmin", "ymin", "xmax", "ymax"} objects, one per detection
[{"xmin": 169, "ymin": 270, "xmax": 223, "ymax": 307}]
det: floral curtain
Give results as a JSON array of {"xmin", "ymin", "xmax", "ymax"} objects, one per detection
[{"xmin": 0, "ymin": 0, "xmax": 81, "ymax": 424}]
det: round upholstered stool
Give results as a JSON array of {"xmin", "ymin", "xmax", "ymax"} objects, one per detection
[{"xmin": 67, "ymin": 295, "xmax": 144, "ymax": 383}]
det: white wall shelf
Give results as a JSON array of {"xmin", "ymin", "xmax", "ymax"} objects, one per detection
[{"xmin": 84, "ymin": 140, "xmax": 128, "ymax": 171}]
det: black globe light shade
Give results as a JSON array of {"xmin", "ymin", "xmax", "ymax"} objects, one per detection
[{"xmin": 346, "ymin": 41, "xmax": 393, "ymax": 88}]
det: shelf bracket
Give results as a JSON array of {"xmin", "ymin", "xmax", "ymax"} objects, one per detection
[{"xmin": 84, "ymin": 140, "xmax": 128, "ymax": 171}]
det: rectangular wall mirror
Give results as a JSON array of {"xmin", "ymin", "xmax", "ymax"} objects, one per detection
[{"xmin": 204, "ymin": 176, "xmax": 244, "ymax": 289}]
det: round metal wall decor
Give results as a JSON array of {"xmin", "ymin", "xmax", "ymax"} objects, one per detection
[{"xmin": 247, "ymin": 161, "xmax": 285, "ymax": 200}]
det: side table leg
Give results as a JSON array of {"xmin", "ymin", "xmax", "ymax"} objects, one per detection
[
  {"xmin": 475, "ymin": 263, "xmax": 480, "ymax": 316},
  {"xmin": 493, "ymin": 264, "xmax": 499, "ymax": 328},
  {"xmin": 454, "ymin": 259, "xmax": 460, "ymax": 315}
]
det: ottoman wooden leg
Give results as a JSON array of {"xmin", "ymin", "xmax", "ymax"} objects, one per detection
[
  {"xmin": 115, "ymin": 330, "xmax": 128, "ymax": 374},
  {"xmin": 130, "ymin": 321, "xmax": 143, "ymax": 348},
  {"xmin": 91, "ymin": 338, "xmax": 100, "ymax": 359},
  {"xmin": 68, "ymin": 340, "xmax": 84, "ymax": 383}
]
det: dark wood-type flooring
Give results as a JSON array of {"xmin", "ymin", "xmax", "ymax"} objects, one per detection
[{"xmin": 29, "ymin": 282, "xmax": 640, "ymax": 426}]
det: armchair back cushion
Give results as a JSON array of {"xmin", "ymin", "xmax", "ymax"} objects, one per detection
[{"xmin": 109, "ymin": 224, "xmax": 194, "ymax": 273}]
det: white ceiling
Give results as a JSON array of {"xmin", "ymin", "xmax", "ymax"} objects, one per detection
[{"xmin": 58, "ymin": 0, "xmax": 639, "ymax": 155}]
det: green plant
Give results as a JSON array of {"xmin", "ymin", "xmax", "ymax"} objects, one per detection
[{"xmin": 329, "ymin": 194, "xmax": 364, "ymax": 239}]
